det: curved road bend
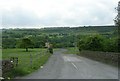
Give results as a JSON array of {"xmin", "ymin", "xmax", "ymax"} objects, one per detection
[{"xmin": 21, "ymin": 49, "xmax": 118, "ymax": 79}]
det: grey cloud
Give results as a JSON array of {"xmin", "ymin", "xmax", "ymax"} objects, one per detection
[
  {"xmin": 2, "ymin": 8, "xmax": 63, "ymax": 27},
  {"xmin": 2, "ymin": 0, "xmax": 117, "ymax": 28},
  {"xmin": 2, "ymin": 9, "xmax": 41, "ymax": 27}
]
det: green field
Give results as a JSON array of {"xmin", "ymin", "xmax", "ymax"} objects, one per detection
[
  {"xmin": 2, "ymin": 48, "xmax": 51, "ymax": 78},
  {"xmin": 64, "ymin": 47, "xmax": 79, "ymax": 54}
]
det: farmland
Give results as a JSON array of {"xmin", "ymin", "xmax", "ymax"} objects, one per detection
[
  {"xmin": 2, "ymin": 48, "xmax": 51, "ymax": 78},
  {"xmin": 1, "ymin": 25, "xmax": 119, "ymax": 78}
]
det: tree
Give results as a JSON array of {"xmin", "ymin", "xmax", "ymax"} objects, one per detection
[
  {"xmin": 115, "ymin": 1, "xmax": 120, "ymax": 26},
  {"xmin": 18, "ymin": 38, "xmax": 34, "ymax": 52},
  {"xmin": 86, "ymin": 35, "xmax": 104, "ymax": 51},
  {"xmin": 114, "ymin": 1, "xmax": 120, "ymax": 52},
  {"xmin": 2, "ymin": 38, "xmax": 16, "ymax": 49},
  {"xmin": 77, "ymin": 39, "xmax": 85, "ymax": 51},
  {"xmin": 77, "ymin": 35, "xmax": 104, "ymax": 51}
]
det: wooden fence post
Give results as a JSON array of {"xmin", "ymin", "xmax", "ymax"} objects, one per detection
[
  {"xmin": 15, "ymin": 57, "xmax": 18, "ymax": 67},
  {"xmin": 30, "ymin": 54, "xmax": 32, "ymax": 68}
]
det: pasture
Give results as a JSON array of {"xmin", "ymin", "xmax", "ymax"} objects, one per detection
[{"xmin": 2, "ymin": 48, "xmax": 51, "ymax": 78}]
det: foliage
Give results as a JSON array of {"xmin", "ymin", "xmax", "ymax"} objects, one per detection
[
  {"xmin": 85, "ymin": 35, "xmax": 104, "ymax": 51},
  {"xmin": 64, "ymin": 47, "xmax": 79, "ymax": 54},
  {"xmin": 48, "ymin": 48, "xmax": 53, "ymax": 54},
  {"xmin": 77, "ymin": 39, "xmax": 85, "ymax": 51},
  {"xmin": 17, "ymin": 38, "xmax": 34, "ymax": 52},
  {"xmin": 114, "ymin": 1, "xmax": 120, "ymax": 52},
  {"xmin": 114, "ymin": 1, "xmax": 120, "ymax": 26},
  {"xmin": 2, "ymin": 38, "xmax": 17, "ymax": 49},
  {"xmin": 2, "ymin": 26, "xmax": 117, "ymax": 49},
  {"xmin": 77, "ymin": 34, "xmax": 119, "ymax": 52}
]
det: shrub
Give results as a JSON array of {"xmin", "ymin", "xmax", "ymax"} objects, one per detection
[{"xmin": 77, "ymin": 34, "xmax": 119, "ymax": 52}]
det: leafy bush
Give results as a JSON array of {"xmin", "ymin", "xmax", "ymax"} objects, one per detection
[
  {"xmin": 77, "ymin": 34, "xmax": 119, "ymax": 52},
  {"xmin": 85, "ymin": 35, "xmax": 104, "ymax": 51}
]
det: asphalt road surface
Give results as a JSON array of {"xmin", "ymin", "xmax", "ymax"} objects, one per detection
[{"xmin": 21, "ymin": 49, "xmax": 118, "ymax": 79}]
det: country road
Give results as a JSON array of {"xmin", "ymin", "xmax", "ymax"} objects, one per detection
[{"xmin": 21, "ymin": 49, "xmax": 118, "ymax": 79}]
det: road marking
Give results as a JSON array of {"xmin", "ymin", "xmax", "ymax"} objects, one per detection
[
  {"xmin": 71, "ymin": 62, "xmax": 78, "ymax": 70},
  {"xmin": 63, "ymin": 56, "xmax": 82, "ymax": 62},
  {"xmin": 63, "ymin": 56, "xmax": 78, "ymax": 70}
]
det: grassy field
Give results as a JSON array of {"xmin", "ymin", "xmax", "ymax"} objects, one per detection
[
  {"xmin": 0, "ymin": 49, "xmax": 1, "ymax": 60},
  {"xmin": 2, "ymin": 48, "xmax": 51, "ymax": 78},
  {"xmin": 64, "ymin": 47, "xmax": 79, "ymax": 54}
]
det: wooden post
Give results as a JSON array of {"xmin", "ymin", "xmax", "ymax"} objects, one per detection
[
  {"xmin": 30, "ymin": 54, "xmax": 32, "ymax": 68},
  {"xmin": 15, "ymin": 57, "xmax": 18, "ymax": 67}
]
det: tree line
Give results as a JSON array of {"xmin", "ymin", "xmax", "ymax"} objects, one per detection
[{"xmin": 2, "ymin": 25, "xmax": 117, "ymax": 52}]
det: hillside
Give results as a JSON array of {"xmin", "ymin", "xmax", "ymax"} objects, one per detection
[{"xmin": 2, "ymin": 26, "xmax": 118, "ymax": 48}]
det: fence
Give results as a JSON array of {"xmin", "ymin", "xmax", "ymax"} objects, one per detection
[
  {"xmin": 2, "ymin": 50, "xmax": 50, "ymax": 77},
  {"xmin": 14, "ymin": 51, "xmax": 48, "ymax": 69}
]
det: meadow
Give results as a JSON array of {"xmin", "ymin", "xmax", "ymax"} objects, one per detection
[
  {"xmin": 64, "ymin": 47, "xmax": 79, "ymax": 54},
  {"xmin": 2, "ymin": 48, "xmax": 51, "ymax": 78}
]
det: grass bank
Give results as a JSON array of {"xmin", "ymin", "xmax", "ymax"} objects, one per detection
[
  {"xmin": 64, "ymin": 47, "xmax": 79, "ymax": 54},
  {"xmin": 2, "ymin": 48, "xmax": 51, "ymax": 79}
]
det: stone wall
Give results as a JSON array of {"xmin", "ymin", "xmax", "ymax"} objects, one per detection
[{"xmin": 79, "ymin": 50, "xmax": 119, "ymax": 66}]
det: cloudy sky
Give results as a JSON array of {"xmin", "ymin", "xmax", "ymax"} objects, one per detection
[{"xmin": 0, "ymin": 0, "xmax": 119, "ymax": 28}]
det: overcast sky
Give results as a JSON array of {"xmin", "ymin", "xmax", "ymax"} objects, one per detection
[{"xmin": 0, "ymin": 0, "xmax": 119, "ymax": 28}]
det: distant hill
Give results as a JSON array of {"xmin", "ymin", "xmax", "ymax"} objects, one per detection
[
  {"xmin": 2, "ymin": 25, "xmax": 118, "ymax": 48},
  {"xmin": 2, "ymin": 25, "xmax": 117, "ymax": 35}
]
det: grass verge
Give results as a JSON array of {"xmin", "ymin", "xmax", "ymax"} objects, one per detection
[
  {"xmin": 2, "ymin": 48, "xmax": 51, "ymax": 79},
  {"xmin": 64, "ymin": 47, "xmax": 79, "ymax": 54}
]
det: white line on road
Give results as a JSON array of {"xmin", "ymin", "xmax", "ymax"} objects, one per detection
[
  {"xmin": 71, "ymin": 62, "xmax": 78, "ymax": 70},
  {"xmin": 64, "ymin": 56, "xmax": 78, "ymax": 70}
]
